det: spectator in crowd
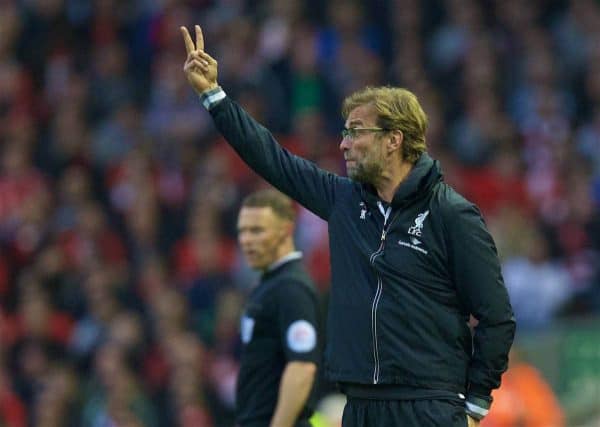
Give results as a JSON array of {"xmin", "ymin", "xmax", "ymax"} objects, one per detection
[{"xmin": 481, "ymin": 348, "xmax": 565, "ymax": 427}]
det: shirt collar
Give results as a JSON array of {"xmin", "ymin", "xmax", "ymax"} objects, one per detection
[{"xmin": 266, "ymin": 251, "xmax": 303, "ymax": 273}]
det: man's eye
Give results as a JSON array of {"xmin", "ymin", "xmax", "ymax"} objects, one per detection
[{"xmin": 342, "ymin": 129, "xmax": 357, "ymax": 139}]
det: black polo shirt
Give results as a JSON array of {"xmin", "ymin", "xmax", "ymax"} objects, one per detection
[{"xmin": 236, "ymin": 253, "xmax": 320, "ymax": 427}]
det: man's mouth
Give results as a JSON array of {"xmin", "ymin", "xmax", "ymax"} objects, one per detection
[{"xmin": 243, "ymin": 249, "xmax": 257, "ymax": 257}]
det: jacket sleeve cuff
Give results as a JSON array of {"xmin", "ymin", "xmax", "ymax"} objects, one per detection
[
  {"xmin": 465, "ymin": 394, "xmax": 491, "ymax": 420},
  {"xmin": 199, "ymin": 87, "xmax": 226, "ymax": 110}
]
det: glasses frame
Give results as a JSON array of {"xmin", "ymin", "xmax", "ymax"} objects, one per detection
[{"xmin": 341, "ymin": 127, "xmax": 391, "ymax": 140}]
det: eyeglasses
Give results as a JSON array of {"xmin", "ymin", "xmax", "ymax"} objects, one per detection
[{"xmin": 341, "ymin": 127, "xmax": 390, "ymax": 140}]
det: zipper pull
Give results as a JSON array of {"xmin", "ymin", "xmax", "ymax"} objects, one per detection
[{"xmin": 381, "ymin": 228, "xmax": 387, "ymax": 242}]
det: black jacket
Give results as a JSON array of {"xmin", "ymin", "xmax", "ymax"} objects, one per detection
[{"xmin": 204, "ymin": 91, "xmax": 515, "ymax": 411}]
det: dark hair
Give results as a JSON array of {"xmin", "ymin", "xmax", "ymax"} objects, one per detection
[{"xmin": 241, "ymin": 189, "xmax": 295, "ymax": 222}]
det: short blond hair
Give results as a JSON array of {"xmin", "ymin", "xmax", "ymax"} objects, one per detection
[
  {"xmin": 342, "ymin": 86, "xmax": 428, "ymax": 164},
  {"xmin": 241, "ymin": 189, "xmax": 295, "ymax": 222}
]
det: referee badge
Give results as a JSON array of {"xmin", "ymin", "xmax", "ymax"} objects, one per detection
[
  {"xmin": 286, "ymin": 320, "xmax": 317, "ymax": 352},
  {"xmin": 241, "ymin": 315, "xmax": 255, "ymax": 343}
]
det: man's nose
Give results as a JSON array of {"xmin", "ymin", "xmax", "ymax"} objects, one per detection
[
  {"xmin": 239, "ymin": 233, "xmax": 251, "ymax": 246},
  {"xmin": 339, "ymin": 137, "xmax": 351, "ymax": 151}
]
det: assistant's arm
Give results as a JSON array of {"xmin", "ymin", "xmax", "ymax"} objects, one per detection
[
  {"xmin": 275, "ymin": 281, "xmax": 321, "ymax": 425},
  {"xmin": 270, "ymin": 361, "xmax": 317, "ymax": 427}
]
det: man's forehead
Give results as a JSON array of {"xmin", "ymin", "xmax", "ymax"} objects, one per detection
[
  {"xmin": 238, "ymin": 206, "xmax": 278, "ymax": 224},
  {"xmin": 346, "ymin": 103, "xmax": 377, "ymax": 124}
]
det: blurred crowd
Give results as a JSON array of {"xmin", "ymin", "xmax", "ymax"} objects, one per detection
[{"xmin": 0, "ymin": 0, "xmax": 599, "ymax": 425}]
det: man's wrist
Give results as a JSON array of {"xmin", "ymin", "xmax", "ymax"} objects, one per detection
[
  {"xmin": 199, "ymin": 86, "xmax": 226, "ymax": 110},
  {"xmin": 465, "ymin": 394, "xmax": 491, "ymax": 420}
]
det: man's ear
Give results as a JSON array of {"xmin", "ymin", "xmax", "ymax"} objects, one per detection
[
  {"xmin": 278, "ymin": 220, "xmax": 294, "ymax": 241},
  {"xmin": 283, "ymin": 221, "xmax": 294, "ymax": 236},
  {"xmin": 388, "ymin": 130, "xmax": 403, "ymax": 155}
]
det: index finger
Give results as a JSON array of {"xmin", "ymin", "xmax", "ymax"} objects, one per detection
[
  {"xmin": 180, "ymin": 26, "xmax": 194, "ymax": 54},
  {"xmin": 195, "ymin": 25, "xmax": 204, "ymax": 51}
]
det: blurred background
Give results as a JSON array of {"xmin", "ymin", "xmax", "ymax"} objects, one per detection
[{"xmin": 0, "ymin": 0, "xmax": 599, "ymax": 426}]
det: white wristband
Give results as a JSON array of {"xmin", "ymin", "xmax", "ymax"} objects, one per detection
[{"xmin": 199, "ymin": 87, "xmax": 226, "ymax": 110}]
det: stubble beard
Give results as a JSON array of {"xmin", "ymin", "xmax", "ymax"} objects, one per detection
[{"xmin": 348, "ymin": 162, "xmax": 383, "ymax": 185}]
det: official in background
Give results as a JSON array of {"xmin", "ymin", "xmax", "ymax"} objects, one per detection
[{"xmin": 236, "ymin": 189, "xmax": 320, "ymax": 427}]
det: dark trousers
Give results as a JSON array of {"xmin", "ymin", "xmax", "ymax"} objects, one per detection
[
  {"xmin": 342, "ymin": 398, "xmax": 468, "ymax": 427},
  {"xmin": 241, "ymin": 419, "xmax": 312, "ymax": 427}
]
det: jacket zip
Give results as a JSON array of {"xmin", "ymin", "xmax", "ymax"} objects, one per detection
[{"xmin": 368, "ymin": 202, "xmax": 393, "ymax": 384}]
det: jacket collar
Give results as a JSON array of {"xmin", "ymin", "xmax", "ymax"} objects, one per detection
[{"xmin": 360, "ymin": 153, "xmax": 443, "ymax": 208}]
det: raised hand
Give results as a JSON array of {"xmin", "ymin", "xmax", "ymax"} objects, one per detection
[{"xmin": 180, "ymin": 25, "xmax": 219, "ymax": 94}]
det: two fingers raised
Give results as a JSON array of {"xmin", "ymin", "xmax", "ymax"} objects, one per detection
[{"xmin": 180, "ymin": 25, "xmax": 204, "ymax": 54}]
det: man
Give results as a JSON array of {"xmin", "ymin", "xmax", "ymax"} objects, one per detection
[
  {"xmin": 236, "ymin": 189, "xmax": 320, "ymax": 427},
  {"xmin": 180, "ymin": 25, "xmax": 515, "ymax": 427}
]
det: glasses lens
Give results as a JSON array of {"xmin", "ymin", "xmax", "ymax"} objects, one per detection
[{"xmin": 341, "ymin": 129, "xmax": 356, "ymax": 139}]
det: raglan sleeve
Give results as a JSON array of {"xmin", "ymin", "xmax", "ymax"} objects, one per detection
[
  {"xmin": 202, "ymin": 87, "xmax": 346, "ymax": 220},
  {"xmin": 443, "ymin": 199, "xmax": 516, "ymax": 420},
  {"xmin": 276, "ymin": 282, "xmax": 321, "ymax": 364}
]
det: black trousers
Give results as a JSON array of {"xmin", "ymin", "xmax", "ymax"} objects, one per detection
[
  {"xmin": 342, "ymin": 398, "xmax": 468, "ymax": 427},
  {"xmin": 241, "ymin": 418, "xmax": 312, "ymax": 427}
]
